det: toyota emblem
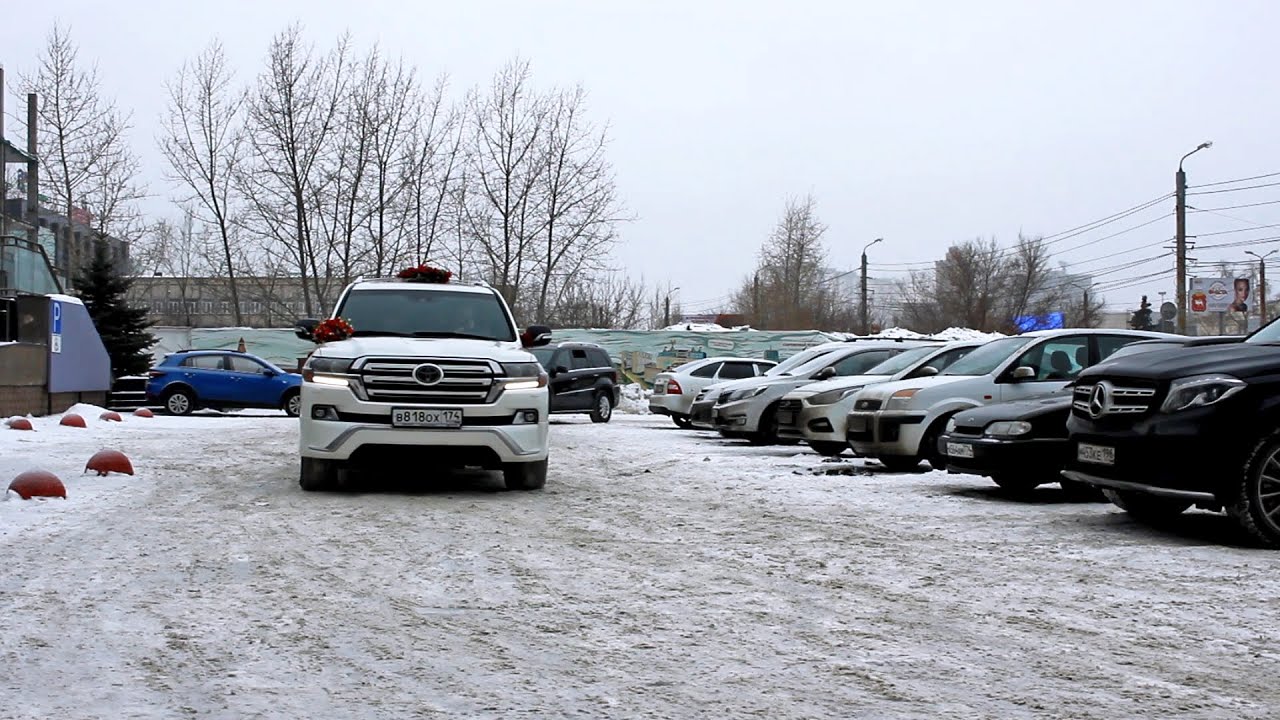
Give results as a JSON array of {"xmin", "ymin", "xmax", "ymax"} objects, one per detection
[
  {"xmin": 1088, "ymin": 382, "xmax": 1111, "ymax": 419},
  {"xmin": 412, "ymin": 363, "xmax": 445, "ymax": 386}
]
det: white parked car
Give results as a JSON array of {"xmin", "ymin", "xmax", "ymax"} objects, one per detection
[
  {"xmin": 845, "ymin": 328, "xmax": 1177, "ymax": 472},
  {"xmin": 295, "ymin": 276, "xmax": 554, "ymax": 492},
  {"xmin": 686, "ymin": 341, "xmax": 860, "ymax": 431},
  {"xmin": 649, "ymin": 356, "xmax": 777, "ymax": 428},
  {"xmin": 713, "ymin": 339, "xmax": 932, "ymax": 444},
  {"xmin": 776, "ymin": 341, "xmax": 983, "ymax": 456}
]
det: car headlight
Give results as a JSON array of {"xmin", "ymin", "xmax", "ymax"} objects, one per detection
[
  {"xmin": 302, "ymin": 356, "xmax": 354, "ymax": 384},
  {"xmin": 984, "ymin": 421, "xmax": 1032, "ymax": 438},
  {"xmin": 810, "ymin": 386, "xmax": 864, "ymax": 406},
  {"xmin": 500, "ymin": 362, "xmax": 549, "ymax": 390},
  {"xmin": 1160, "ymin": 374, "xmax": 1246, "ymax": 413},
  {"xmin": 886, "ymin": 388, "xmax": 920, "ymax": 410},
  {"xmin": 730, "ymin": 387, "xmax": 767, "ymax": 401}
]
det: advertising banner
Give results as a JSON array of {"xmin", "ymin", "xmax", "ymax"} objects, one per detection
[{"xmin": 1191, "ymin": 277, "xmax": 1250, "ymax": 313}]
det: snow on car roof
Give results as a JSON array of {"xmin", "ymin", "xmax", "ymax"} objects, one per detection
[{"xmin": 349, "ymin": 279, "xmax": 494, "ymax": 294}]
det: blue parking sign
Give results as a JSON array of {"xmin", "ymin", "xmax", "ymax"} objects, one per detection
[{"xmin": 52, "ymin": 301, "xmax": 63, "ymax": 334}]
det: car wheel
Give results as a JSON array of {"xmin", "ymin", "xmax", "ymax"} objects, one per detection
[
  {"xmin": 749, "ymin": 404, "xmax": 781, "ymax": 445},
  {"xmin": 809, "ymin": 441, "xmax": 849, "ymax": 457},
  {"xmin": 299, "ymin": 457, "xmax": 341, "ymax": 492},
  {"xmin": 163, "ymin": 388, "xmax": 196, "ymax": 416},
  {"xmin": 590, "ymin": 393, "xmax": 613, "ymax": 423},
  {"xmin": 1059, "ymin": 478, "xmax": 1106, "ymax": 502},
  {"xmin": 921, "ymin": 417, "xmax": 953, "ymax": 470},
  {"xmin": 991, "ymin": 474, "xmax": 1042, "ymax": 493},
  {"xmin": 282, "ymin": 390, "xmax": 301, "ymax": 418},
  {"xmin": 1226, "ymin": 432, "xmax": 1280, "ymax": 548},
  {"xmin": 673, "ymin": 415, "xmax": 694, "ymax": 429},
  {"xmin": 504, "ymin": 459, "xmax": 548, "ymax": 490},
  {"xmin": 1103, "ymin": 489, "xmax": 1191, "ymax": 523},
  {"xmin": 878, "ymin": 456, "xmax": 922, "ymax": 473}
]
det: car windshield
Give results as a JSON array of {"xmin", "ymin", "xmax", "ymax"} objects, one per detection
[
  {"xmin": 771, "ymin": 347, "xmax": 837, "ymax": 375},
  {"xmin": 1247, "ymin": 318, "xmax": 1280, "ymax": 344},
  {"xmin": 336, "ymin": 288, "xmax": 515, "ymax": 342},
  {"xmin": 862, "ymin": 345, "xmax": 942, "ymax": 375},
  {"xmin": 787, "ymin": 349, "xmax": 853, "ymax": 376},
  {"xmin": 1101, "ymin": 341, "xmax": 1179, "ymax": 361},
  {"xmin": 940, "ymin": 336, "xmax": 1037, "ymax": 376}
]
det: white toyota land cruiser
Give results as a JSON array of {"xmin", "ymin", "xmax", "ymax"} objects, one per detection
[{"xmin": 293, "ymin": 273, "xmax": 553, "ymax": 492}]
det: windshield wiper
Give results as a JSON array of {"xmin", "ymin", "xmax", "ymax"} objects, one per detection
[
  {"xmin": 351, "ymin": 330, "xmax": 411, "ymax": 337},
  {"xmin": 409, "ymin": 331, "xmax": 500, "ymax": 341}
]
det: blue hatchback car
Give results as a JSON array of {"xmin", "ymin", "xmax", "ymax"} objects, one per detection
[{"xmin": 146, "ymin": 350, "xmax": 303, "ymax": 417}]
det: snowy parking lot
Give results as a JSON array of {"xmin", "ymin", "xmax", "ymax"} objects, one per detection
[{"xmin": 3, "ymin": 409, "xmax": 1280, "ymax": 719}]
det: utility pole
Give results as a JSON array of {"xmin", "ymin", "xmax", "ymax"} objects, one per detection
[
  {"xmin": 1246, "ymin": 250, "xmax": 1276, "ymax": 326},
  {"xmin": 860, "ymin": 238, "xmax": 882, "ymax": 336},
  {"xmin": 1176, "ymin": 142, "xmax": 1213, "ymax": 334},
  {"xmin": 26, "ymin": 93, "xmax": 39, "ymax": 252},
  {"xmin": 752, "ymin": 271, "xmax": 760, "ymax": 328},
  {"xmin": 662, "ymin": 295, "xmax": 670, "ymax": 328}
]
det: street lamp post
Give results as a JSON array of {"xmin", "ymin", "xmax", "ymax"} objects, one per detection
[
  {"xmin": 860, "ymin": 238, "xmax": 883, "ymax": 335},
  {"xmin": 1176, "ymin": 141, "xmax": 1213, "ymax": 334},
  {"xmin": 1245, "ymin": 251, "xmax": 1277, "ymax": 325}
]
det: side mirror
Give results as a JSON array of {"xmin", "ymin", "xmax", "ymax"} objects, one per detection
[
  {"xmin": 552, "ymin": 365, "xmax": 569, "ymax": 377},
  {"xmin": 294, "ymin": 318, "xmax": 319, "ymax": 341},
  {"xmin": 914, "ymin": 365, "xmax": 939, "ymax": 378},
  {"xmin": 522, "ymin": 324, "xmax": 553, "ymax": 348},
  {"xmin": 1010, "ymin": 366, "xmax": 1036, "ymax": 381},
  {"xmin": 262, "ymin": 369, "xmax": 278, "ymax": 378},
  {"xmin": 814, "ymin": 366, "xmax": 837, "ymax": 380}
]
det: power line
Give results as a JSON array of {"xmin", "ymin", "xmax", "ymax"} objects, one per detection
[
  {"xmin": 1187, "ymin": 181, "xmax": 1280, "ymax": 196},
  {"xmin": 1190, "ymin": 199, "xmax": 1280, "ymax": 213},
  {"xmin": 1189, "ymin": 170, "xmax": 1280, "ymax": 189}
]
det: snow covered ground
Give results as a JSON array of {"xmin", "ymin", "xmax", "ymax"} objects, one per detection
[{"xmin": 2, "ymin": 410, "xmax": 1279, "ymax": 719}]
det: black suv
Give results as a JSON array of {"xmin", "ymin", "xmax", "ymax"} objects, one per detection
[
  {"xmin": 1062, "ymin": 329, "xmax": 1280, "ymax": 545},
  {"xmin": 530, "ymin": 342, "xmax": 621, "ymax": 423}
]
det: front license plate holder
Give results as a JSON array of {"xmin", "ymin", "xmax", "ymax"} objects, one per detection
[
  {"xmin": 1077, "ymin": 443, "xmax": 1115, "ymax": 466},
  {"xmin": 946, "ymin": 442, "xmax": 975, "ymax": 459},
  {"xmin": 391, "ymin": 407, "xmax": 463, "ymax": 429}
]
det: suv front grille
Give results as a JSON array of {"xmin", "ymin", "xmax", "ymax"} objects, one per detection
[
  {"xmin": 356, "ymin": 357, "xmax": 498, "ymax": 405},
  {"xmin": 1072, "ymin": 380, "xmax": 1158, "ymax": 418}
]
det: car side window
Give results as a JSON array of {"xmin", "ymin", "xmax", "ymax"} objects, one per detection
[
  {"xmin": 716, "ymin": 362, "xmax": 754, "ymax": 380},
  {"xmin": 690, "ymin": 362, "xmax": 721, "ymax": 378},
  {"xmin": 831, "ymin": 350, "xmax": 894, "ymax": 376},
  {"xmin": 229, "ymin": 356, "xmax": 267, "ymax": 374},
  {"xmin": 570, "ymin": 349, "xmax": 592, "ymax": 371},
  {"xmin": 1012, "ymin": 336, "xmax": 1090, "ymax": 381},
  {"xmin": 1095, "ymin": 335, "xmax": 1143, "ymax": 363},
  {"xmin": 590, "ymin": 349, "xmax": 612, "ymax": 368},
  {"xmin": 184, "ymin": 355, "xmax": 223, "ymax": 370}
]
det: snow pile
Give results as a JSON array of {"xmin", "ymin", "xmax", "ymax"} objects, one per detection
[
  {"xmin": 930, "ymin": 327, "xmax": 1006, "ymax": 342},
  {"xmin": 659, "ymin": 323, "xmax": 750, "ymax": 332},
  {"xmin": 831, "ymin": 327, "xmax": 1007, "ymax": 342},
  {"xmin": 616, "ymin": 384, "xmax": 651, "ymax": 414}
]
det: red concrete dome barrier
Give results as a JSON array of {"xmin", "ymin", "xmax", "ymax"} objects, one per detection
[
  {"xmin": 100, "ymin": 411, "xmax": 123, "ymax": 422},
  {"xmin": 8, "ymin": 470, "xmax": 67, "ymax": 499},
  {"xmin": 133, "ymin": 408, "xmax": 154, "ymax": 418},
  {"xmin": 85, "ymin": 450, "xmax": 134, "ymax": 477},
  {"xmin": 60, "ymin": 413, "xmax": 87, "ymax": 428},
  {"xmin": 5, "ymin": 418, "xmax": 33, "ymax": 431}
]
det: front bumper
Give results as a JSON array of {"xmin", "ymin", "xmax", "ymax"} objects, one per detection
[
  {"xmin": 1064, "ymin": 405, "xmax": 1244, "ymax": 498},
  {"xmin": 299, "ymin": 380, "xmax": 550, "ymax": 465},
  {"xmin": 939, "ymin": 434, "xmax": 1068, "ymax": 479},
  {"xmin": 796, "ymin": 402, "xmax": 847, "ymax": 443},
  {"xmin": 714, "ymin": 398, "xmax": 761, "ymax": 433},
  {"xmin": 846, "ymin": 410, "xmax": 929, "ymax": 458},
  {"xmin": 689, "ymin": 400, "xmax": 718, "ymax": 429}
]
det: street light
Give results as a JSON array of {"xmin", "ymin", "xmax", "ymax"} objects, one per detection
[
  {"xmin": 1245, "ymin": 250, "xmax": 1277, "ymax": 324},
  {"xmin": 1176, "ymin": 141, "xmax": 1213, "ymax": 334},
  {"xmin": 860, "ymin": 238, "xmax": 883, "ymax": 335}
]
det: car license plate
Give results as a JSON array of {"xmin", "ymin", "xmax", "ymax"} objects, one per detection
[
  {"xmin": 777, "ymin": 411, "xmax": 795, "ymax": 426},
  {"xmin": 1077, "ymin": 443, "xmax": 1115, "ymax": 466},
  {"xmin": 946, "ymin": 442, "xmax": 975, "ymax": 459},
  {"xmin": 391, "ymin": 407, "xmax": 463, "ymax": 429}
]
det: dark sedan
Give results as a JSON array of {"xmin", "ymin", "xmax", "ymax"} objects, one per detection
[{"xmin": 937, "ymin": 336, "xmax": 1240, "ymax": 497}]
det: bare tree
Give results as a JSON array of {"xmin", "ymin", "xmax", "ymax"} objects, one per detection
[
  {"xmin": 533, "ymin": 85, "xmax": 626, "ymax": 322},
  {"xmin": 731, "ymin": 195, "xmax": 830, "ymax": 330},
  {"xmin": 128, "ymin": 210, "xmax": 214, "ymax": 326},
  {"xmin": 550, "ymin": 272, "xmax": 649, "ymax": 329},
  {"xmin": 22, "ymin": 23, "xmax": 144, "ymax": 282},
  {"xmin": 362, "ymin": 54, "xmax": 419, "ymax": 276},
  {"xmin": 464, "ymin": 59, "xmax": 550, "ymax": 311},
  {"xmin": 159, "ymin": 39, "xmax": 247, "ymax": 323},
  {"xmin": 239, "ymin": 25, "xmax": 349, "ymax": 315},
  {"xmin": 401, "ymin": 77, "xmax": 465, "ymax": 272}
]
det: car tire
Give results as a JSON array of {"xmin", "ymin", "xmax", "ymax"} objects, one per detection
[
  {"xmin": 749, "ymin": 404, "xmax": 781, "ymax": 445},
  {"xmin": 163, "ymin": 387, "xmax": 196, "ymax": 416},
  {"xmin": 1059, "ymin": 478, "xmax": 1106, "ymax": 502},
  {"xmin": 299, "ymin": 457, "xmax": 341, "ymax": 492},
  {"xmin": 921, "ymin": 417, "xmax": 953, "ymax": 470},
  {"xmin": 504, "ymin": 459, "xmax": 548, "ymax": 490},
  {"xmin": 282, "ymin": 390, "xmax": 301, "ymax": 418},
  {"xmin": 809, "ymin": 441, "xmax": 849, "ymax": 457},
  {"xmin": 1226, "ymin": 431, "xmax": 1280, "ymax": 548},
  {"xmin": 673, "ymin": 415, "xmax": 694, "ymax": 429},
  {"xmin": 878, "ymin": 456, "xmax": 922, "ymax": 473},
  {"xmin": 590, "ymin": 392, "xmax": 613, "ymax": 423},
  {"xmin": 1103, "ymin": 489, "xmax": 1191, "ymax": 523}
]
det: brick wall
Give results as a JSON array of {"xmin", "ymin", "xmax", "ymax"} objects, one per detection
[
  {"xmin": 48, "ymin": 391, "xmax": 107, "ymax": 414},
  {"xmin": 0, "ymin": 385, "xmax": 45, "ymax": 417}
]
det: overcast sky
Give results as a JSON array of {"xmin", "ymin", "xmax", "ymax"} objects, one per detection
[{"xmin": 5, "ymin": 0, "xmax": 1280, "ymax": 315}]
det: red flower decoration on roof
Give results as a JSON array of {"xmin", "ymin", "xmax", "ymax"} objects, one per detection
[
  {"xmin": 313, "ymin": 318, "xmax": 355, "ymax": 344},
  {"xmin": 396, "ymin": 264, "xmax": 453, "ymax": 284}
]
